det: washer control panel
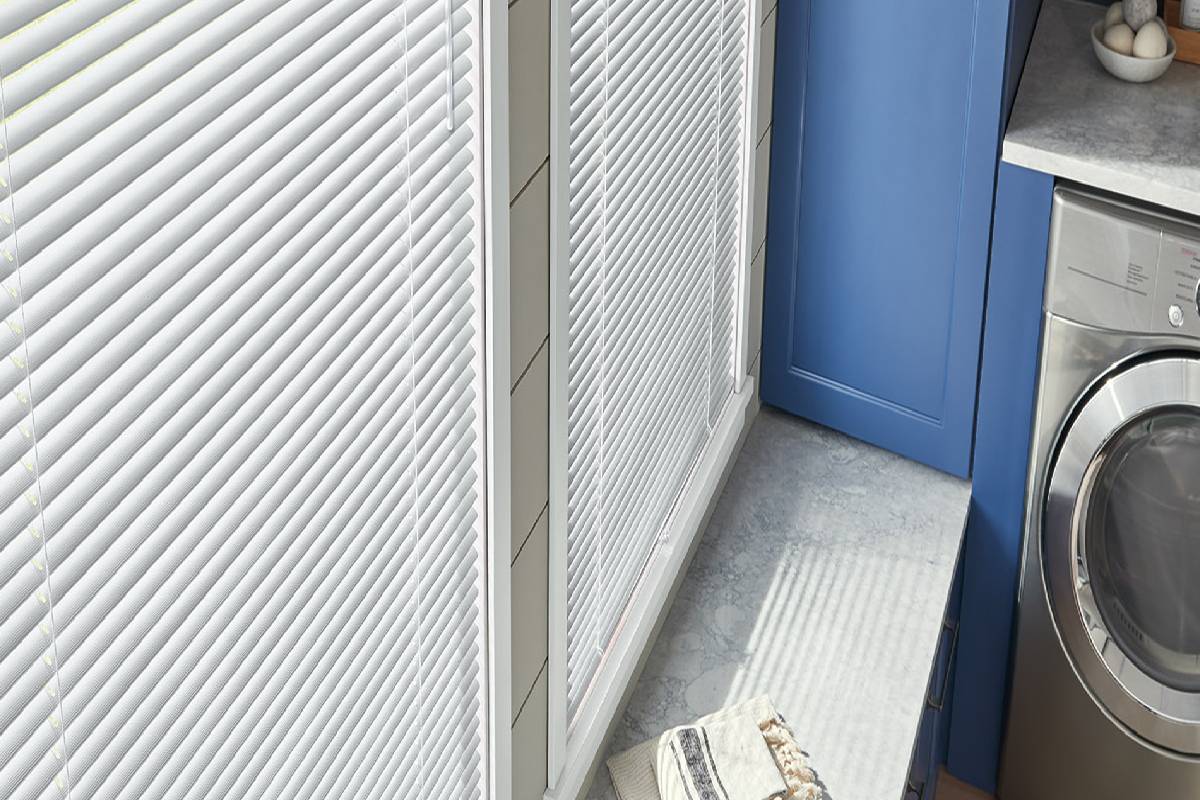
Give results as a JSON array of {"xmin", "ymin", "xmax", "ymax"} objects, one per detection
[
  {"xmin": 1160, "ymin": 234, "xmax": 1200, "ymax": 331},
  {"xmin": 1048, "ymin": 188, "xmax": 1200, "ymax": 338}
]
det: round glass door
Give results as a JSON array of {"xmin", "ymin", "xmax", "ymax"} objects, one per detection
[
  {"xmin": 1083, "ymin": 409, "xmax": 1200, "ymax": 692},
  {"xmin": 1044, "ymin": 357, "xmax": 1200, "ymax": 755}
]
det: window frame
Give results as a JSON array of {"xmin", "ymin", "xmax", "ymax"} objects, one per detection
[{"xmin": 544, "ymin": 0, "xmax": 764, "ymax": 794}]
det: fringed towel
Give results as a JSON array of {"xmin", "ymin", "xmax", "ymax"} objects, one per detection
[
  {"xmin": 655, "ymin": 713, "xmax": 784, "ymax": 800},
  {"xmin": 606, "ymin": 696, "xmax": 822, "ymax": 800}
]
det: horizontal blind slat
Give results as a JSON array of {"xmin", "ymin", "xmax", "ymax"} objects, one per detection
[
  {"xmin": 0, "ymin": 0, "xmax": 132, "ymax": 74},
  {"xmin": 37, "ymin": 157, "xmax": 416, "ymax": 579},
  {"xmin": 1, "ymin": 0, "xmax": 197, "ymax": 111},
  {"xmin": 0, "ymin": 58, "xmax": 410, "ymax": 424},
  {"xmin": 0, "ymin": 1, "xmax": 488, "ymax": 799},
  {"xmin": 565, "ymin": 0, "xmax": 748, "ymax": 718},
  {"xmin": 5, "ymin": 1, "xmax": 404, "ymax": 268},
  {"xmin": 569, "ymin": 303, "xmax": 711, "ymax": 651},
  {"xmin": 2, "ymin": 0, "xmax": 331, "ymax": 178}
]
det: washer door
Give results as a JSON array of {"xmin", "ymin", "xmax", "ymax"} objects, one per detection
[{"xmin": 1045, "ymin": 357, "xmax": 1200, "ymax": 754}]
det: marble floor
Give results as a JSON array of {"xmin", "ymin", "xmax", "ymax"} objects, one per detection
[{"xmin": 583, "ymin": 408, "xmax": 970, "ymax": 800}]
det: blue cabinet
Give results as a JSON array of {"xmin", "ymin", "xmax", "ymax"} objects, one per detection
[
  {"xmin": 760, "ymin": 0, "xmax": 1012, "ymax": 477},
  {"xmin": 947, "ymin": 163, "xmax": 1054, "ymax": 794},
  {"xmin": 906, "ymin": 557, "xmax": 965, "ymax": 800}
]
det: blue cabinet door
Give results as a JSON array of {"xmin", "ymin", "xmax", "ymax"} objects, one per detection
[{"xmin": 761, "ymin": 0, "xmax": 1011, "ymax": 477}]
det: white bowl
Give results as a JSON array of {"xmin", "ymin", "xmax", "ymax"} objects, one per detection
[{"xmin": 1092, "ymin": 19, "xmax": 1176, "ymax": 83}]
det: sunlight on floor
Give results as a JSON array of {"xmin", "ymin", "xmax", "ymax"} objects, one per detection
[{"xmin": 586, "ymin": 409, "xmax": 970, "ymax": 800}]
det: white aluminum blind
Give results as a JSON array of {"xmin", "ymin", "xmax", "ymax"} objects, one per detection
[
  {"xmin": 563, "ymin": 0, "xmax": 749, "ymax": 720},
  {"xmin": 0, "ymin": 2, "xmax": 490, "ymax": 799}
]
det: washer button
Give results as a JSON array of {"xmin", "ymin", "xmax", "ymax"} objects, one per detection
[{"xmin": 1169, "ymin": 304, "xmax": 1185, "ymax": 328}]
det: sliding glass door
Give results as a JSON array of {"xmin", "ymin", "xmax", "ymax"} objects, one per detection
[
  {"xmin": 549, "ymin": 0, "xmax": 759, "ymax": 791},
  {"xmin": 0, "ymin": 2, "xmax": 505, "ymax": 799}
]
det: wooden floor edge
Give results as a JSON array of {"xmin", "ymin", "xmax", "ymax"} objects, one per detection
[{"xmin": 936, "ymin": 767, "xmax": 996, "ymax": 800}]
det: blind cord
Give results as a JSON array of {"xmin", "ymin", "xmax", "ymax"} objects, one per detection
[
  {"xmin": 445, "ymin": 0, "xmax": 456, "ymax": 130},
  {"xmin": 0, "ymin": 59, "xmax": 74, "ymax": 800}
]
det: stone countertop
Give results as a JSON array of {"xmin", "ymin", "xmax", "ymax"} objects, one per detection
[
  {"xmin": 586, "ymin": 409, "xmax": 971, "ymax": 800},
  {"xmin": 1003, "ymin": 0, "xmax": 1200, "ymax": 217}
]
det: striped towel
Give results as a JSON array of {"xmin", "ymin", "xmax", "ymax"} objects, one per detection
[
  {"xmin": 606, "ymin": 696, "xmax": 821, "ymax": 800},
  {"xmin": 655, "ymin": 713, "xmax": 786, "ymax": 800}
]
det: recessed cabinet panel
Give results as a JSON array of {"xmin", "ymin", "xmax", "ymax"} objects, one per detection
[{"xmin": 762, "ymin": 0, "xmax": 1010, "ymax": 476}]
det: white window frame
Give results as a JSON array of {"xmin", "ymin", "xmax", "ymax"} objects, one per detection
[
  {"xmin": 544, "ymin": 0, "xmax": 764, "ymax": 795},
  {"xmin": 482, "ymin": 0, "xmax": 513, "ymax": 798}
]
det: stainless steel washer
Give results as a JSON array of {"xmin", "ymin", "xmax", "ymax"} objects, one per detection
[{"xmin": 1000, "ymin": 187, "xmax": 1200, "ymax": 799}]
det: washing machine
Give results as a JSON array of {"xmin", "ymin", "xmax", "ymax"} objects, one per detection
[{"xmin": 1000, "ymin": 186, "xmax": 1200, "ymax": 799}]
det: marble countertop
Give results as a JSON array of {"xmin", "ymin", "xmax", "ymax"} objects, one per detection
[
  {"xmin": 1003, "ymin": 0, "xmax": 1200, "ymax": 216},
  {"xmin": 587, "ymin": 410, "xmax": 971, "ymax": 800}
]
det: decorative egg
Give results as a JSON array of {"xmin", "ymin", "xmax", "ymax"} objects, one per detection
[
  {"xmin": 1133, "ymin": 20, "xmax": 1168, "ymax": 58},
  {"xmin": 1105, "ymin": 1, "xmax": 1125, "ymax": 28},
  {"xmin": 1122, "ymin": 0, "xmax": 1156, "ymax": 31},
  {"xmin": 1104, "ymin": 22, "xmax": 1135, "ymax": 55}
]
